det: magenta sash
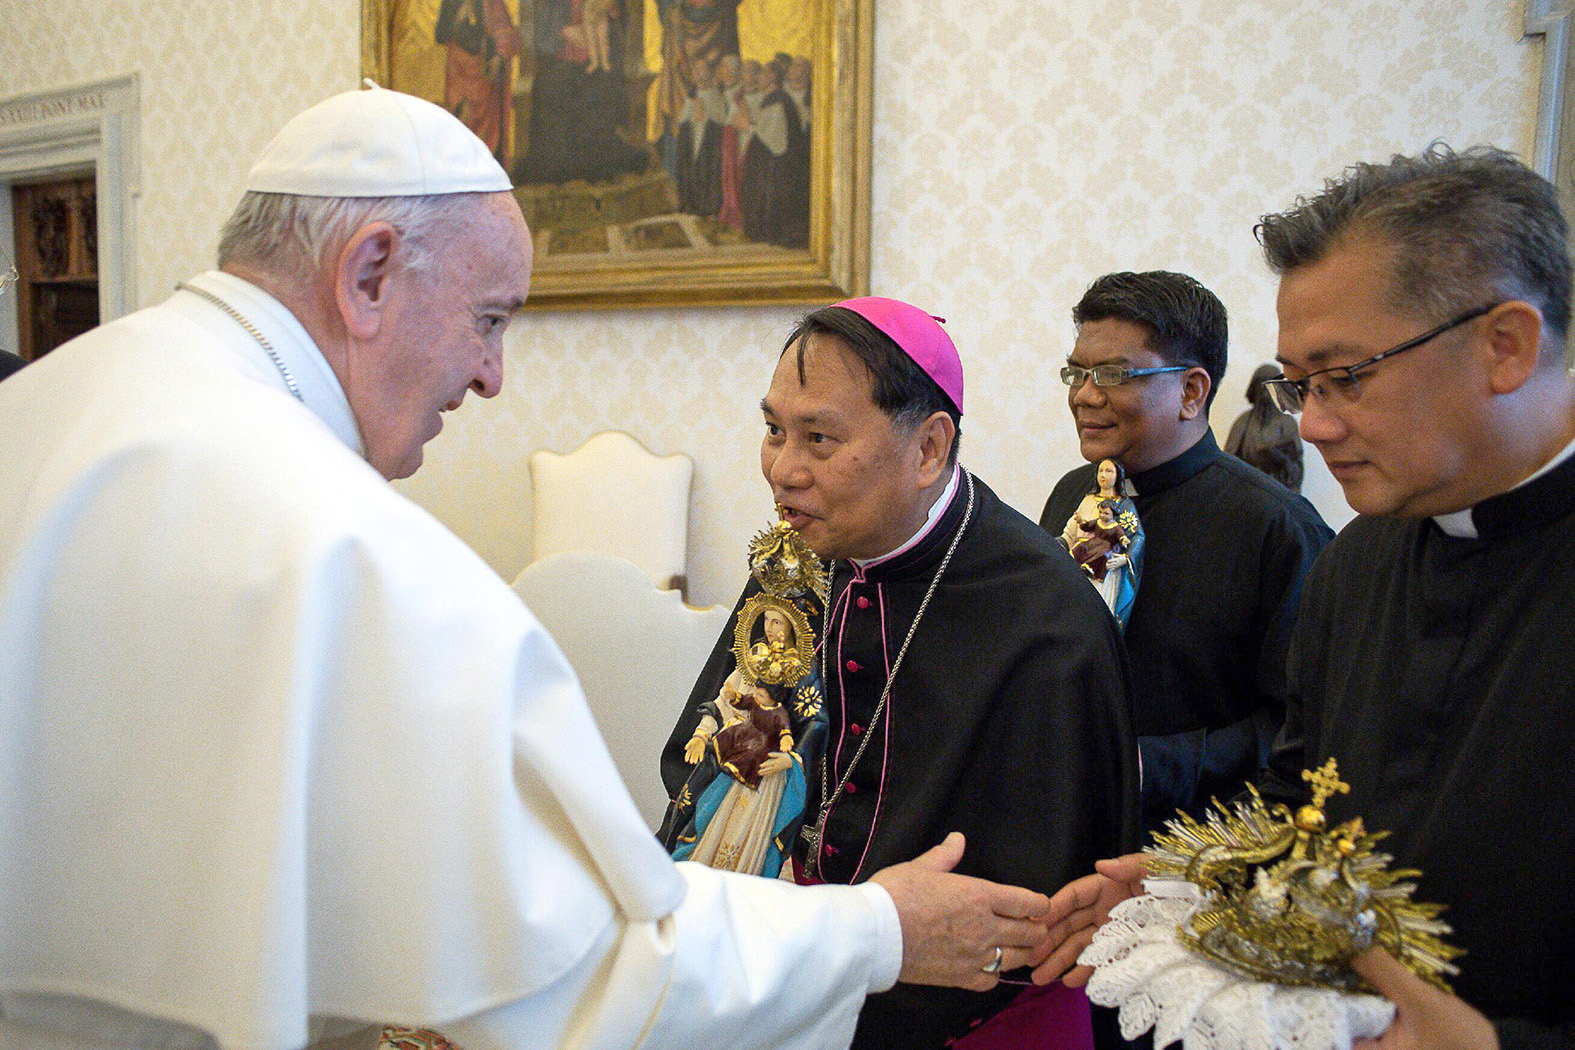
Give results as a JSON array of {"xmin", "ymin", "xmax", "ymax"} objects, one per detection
[{"xmin": 948, "ymin": 982, "xmax": 1094, "ymax": 1050}]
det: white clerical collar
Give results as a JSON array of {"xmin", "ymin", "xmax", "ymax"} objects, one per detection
[
  {"xmin": 179, "ymin": 271, "xmax": 366, "ymax": 458},
  {"xmin": 1433, "ymin": 430, "xmax": 1575, "ymax": 538},
  {"xmin": 853, "ymin": 464, "xmax": 961, "ymax": 569}
]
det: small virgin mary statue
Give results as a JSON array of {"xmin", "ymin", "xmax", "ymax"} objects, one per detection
[
  {"xmin": 1057, "ymin": 458, "xmax": 1144, "ymax": 631},
  {"xmin": 659, "ymin": 519, "xmax": 829, "ymax": 878}
]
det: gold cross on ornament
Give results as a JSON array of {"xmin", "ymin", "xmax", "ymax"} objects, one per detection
[{"xmin": 1302, "ymin": 758, "xmax": 1350, "ymax": 809}]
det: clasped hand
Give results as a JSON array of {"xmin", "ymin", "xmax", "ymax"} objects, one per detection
[
  {"xmin": 1029, "ymin": 852, "xmax": 1147, "ymax": 987},
  {"xmin": 870, "ymin": 832, "xmax": 1055, "ymax": 992}
]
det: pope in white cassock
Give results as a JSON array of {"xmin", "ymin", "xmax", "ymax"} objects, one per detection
[{"xmin": 0, "ymin": 86, "xmax": 1057, "ymax": 1050}]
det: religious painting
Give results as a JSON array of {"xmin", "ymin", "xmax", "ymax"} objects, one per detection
[{"xmin": 362, "ymin": 0, "xmax": 872, "ymax": 309}]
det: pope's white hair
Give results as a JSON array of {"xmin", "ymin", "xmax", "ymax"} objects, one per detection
[{"xmin": 216, "ymin": 191, "xmax": 484, "ymax": 276}]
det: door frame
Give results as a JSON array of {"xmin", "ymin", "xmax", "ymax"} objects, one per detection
[{"xmin": 0, "ymin": 74, "xmax": 141, "ymax": 351}]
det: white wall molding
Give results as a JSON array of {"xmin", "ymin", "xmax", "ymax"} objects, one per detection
[
  {"xmin": 0, "ymin": 74, "xmax": 141, "ymax": 326},
  {"xmin": 1528, "ymin": 0, "xmax": 1574, "ymax": 180}
]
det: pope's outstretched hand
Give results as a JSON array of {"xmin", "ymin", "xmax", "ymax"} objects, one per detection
[
  {"xmin": 1029, "ymin": 852, "xmax": 1148, "ymax": 986},
  {"xmin": 870, "ymin": 832, "xmax": 1053, "ymax": 992}
]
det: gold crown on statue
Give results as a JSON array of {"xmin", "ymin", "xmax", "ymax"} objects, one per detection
[
  {"xmin": 731, "ymin": 512, "xmax": 828, "ymax": 687},
  {"xmin": 747, "ymin": 512, "xmax": 830, "ymax": 604},
  {"xmin": 1146, "ymin": 758, "xmax": 1462, "ymax": 993}
]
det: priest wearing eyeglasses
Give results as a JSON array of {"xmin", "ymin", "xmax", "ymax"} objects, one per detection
[
  {"xmin": 1252, "ymin": 147, "xmax": 1575, "ymax": 1049},
  {"xmin": 1039, "ymin": 271, "xmax": 1332, "ymax": 835},
  {"xmin": 1038, "ymin": 146, "xmax": 1575, "ymax": 1050}
]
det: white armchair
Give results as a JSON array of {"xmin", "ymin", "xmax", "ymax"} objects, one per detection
[
  {"xmin": 529, "ymin": 431, "xmax": 694, "ymax": 595},
  {"xmin": 511, "ymin": 551, "xmax": 730, "ymax": 830}
]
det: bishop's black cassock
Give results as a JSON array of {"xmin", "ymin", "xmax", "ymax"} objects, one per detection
[
  {"xmin": 662, "ymin": 471, "xmax": 1141, "ymax": 1049},
  {"xmin": 1041, "ymin": 432, "xmax": 1331, "ymax": 830},
  {"xmin": 1260, "ymin": 448, "xmax": 1575, "ymax": 1049}
]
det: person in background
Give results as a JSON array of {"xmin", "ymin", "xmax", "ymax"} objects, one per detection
[
  {"xmin": 1041, "ymin": 271, "xmax": 1331, "ymax": 834},
  {"xmin": 1224, "ymin": 361, "xmax": 1304, "ymax": 490}
]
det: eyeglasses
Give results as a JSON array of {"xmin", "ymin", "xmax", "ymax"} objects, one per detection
[
  {"xmin": 1264, "ymin": 302, "xmax": 1503, "ymax": 414},
  {"xmin": 1060, "ymin": 363, "xmax": 1189, "ymax": 388}
]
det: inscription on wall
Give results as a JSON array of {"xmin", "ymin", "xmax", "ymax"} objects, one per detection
[{"xmin": 0, "ymin": 90, "xmax": 107, "ymax": 129}]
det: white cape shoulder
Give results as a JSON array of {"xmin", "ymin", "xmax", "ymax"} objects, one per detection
[{"xmin": 0, "ymin": 304, "xmax": 684, "ymax": 1050}]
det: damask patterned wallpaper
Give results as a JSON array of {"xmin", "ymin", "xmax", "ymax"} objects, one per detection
[{"xmin": 0, "ymin": 0, "xmax": 1541, "ymax": 606}]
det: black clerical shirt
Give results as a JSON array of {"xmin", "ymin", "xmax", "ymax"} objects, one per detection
[
  {"xmin": 1041, "ymin": 432, "xmax": 1332, "ymax": 828},
  {"xmin": 1262, "ymin": 449, "xmax": 1575, "ymax": 1049},
  {"xmin": 663, "ymin": 472, "xmax": 1141, "ymax": 1050}
]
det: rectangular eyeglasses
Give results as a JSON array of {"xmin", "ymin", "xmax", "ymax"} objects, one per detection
[
  {"xmin": 1060, "ymin": 364, "xmax": 1188, "ymax": 388},
  {"xmin": 1263, "ymin": 302, "xmax": 1503, "ymax": 414}
]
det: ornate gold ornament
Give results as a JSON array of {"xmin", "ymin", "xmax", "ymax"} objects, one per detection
[
  {"xmin": 1146, "ymin": 758, "xmax": 1462, "ymax": 993},
  {"xmin": 734, "ymin": 594, "xmax": 816, "ymax": 686},
  {"xmin": 748, "ymin": 514, "xmax": 830, "ymax": 604},
  {"xmin": 731, "ymin": 512, "xmax": 827, "ymax": 687}
]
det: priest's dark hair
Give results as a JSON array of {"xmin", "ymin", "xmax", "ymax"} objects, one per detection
[
  {"xmin": 782, "ymin": 306, "xmax": 962, "ymax": 465},
  {"xmin": 1256, "ymin": 144, "xmax": 1572, "ymax": 349},
  {"xmin": 1245, "ymin": 362, "xmax": 1281, "ymax": 408},
  {"xmin": 1072, "ymin": 271, "xmax": 1228, "ymax": 412}
]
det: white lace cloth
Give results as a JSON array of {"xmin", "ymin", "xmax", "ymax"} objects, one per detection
[{"xmin": 1077, "ymin": 882, "xmax": 1396, "ymax": 1050}]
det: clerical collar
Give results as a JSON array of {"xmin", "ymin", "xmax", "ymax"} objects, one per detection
[
  {"xmin": 852, "ymin": 464, "xmax": 961, "ymax": 570},
  {"xmin": 173, "ymin": 272, "xmax": 365, "ymax": 458},
  {"xmin": 1433, "ymin": 430, "xmax": 1575, "ymax": 539},
  {"xmin": 1126, "ymin": 429, "xmax": 1221, "ymax": 497}
]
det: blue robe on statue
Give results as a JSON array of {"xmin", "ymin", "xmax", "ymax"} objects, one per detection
[{"xmin": 660, "ymin": 671, "xmax": 826, "ymax": 878}]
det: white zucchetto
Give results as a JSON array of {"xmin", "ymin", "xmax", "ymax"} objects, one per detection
[{"xmin": 244, "ymin": 81, "xmax": 513, "ymax": 198}]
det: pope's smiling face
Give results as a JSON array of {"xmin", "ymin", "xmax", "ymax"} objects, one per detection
[
  {"xmin": 761, "ymin": 332, "xmax": 941, "ymax": 562},
  {"xmin": 347, "ymin": 192, "xmax": 532, "ymax": 480}
]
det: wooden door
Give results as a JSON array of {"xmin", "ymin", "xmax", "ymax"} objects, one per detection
[{"xmin": 13, "ymin": 175, "xmax": 99, "ymax": 361}]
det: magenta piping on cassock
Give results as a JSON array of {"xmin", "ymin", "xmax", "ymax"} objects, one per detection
[
  {"xmin": 847, "ymin": 581, "xmax": 895, "ymax": 882},
  {"xmin": 855, "ymin": 464, "xmax": 961, "ymax": 572},
  {"xmin": 830, "ymin": 583, "xmax": 856, "ymax": 785},
  {"xmin": 827, "ymin": 580, "xmax": 856, "ymax": 852}
]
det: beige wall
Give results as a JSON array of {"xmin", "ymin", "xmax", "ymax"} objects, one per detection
[{"xmin": 1, "ymin": 0, "xmax": 1541, "ymax": 606}]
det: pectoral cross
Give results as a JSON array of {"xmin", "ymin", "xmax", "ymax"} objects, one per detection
[{"xmin": 800, "ymin": 805, "xmax": 833, "ymax": 880}]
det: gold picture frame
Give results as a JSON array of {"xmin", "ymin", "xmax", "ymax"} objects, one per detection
[
  {"xmin": 362, "ymin": 0, "xmax": 872, "ymax": 310},
  {"xmin": 733, "ymin": 593, "xmax": 814, "ymax": 685}
]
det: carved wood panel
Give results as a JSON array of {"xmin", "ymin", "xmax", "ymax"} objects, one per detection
[{"xmin": 12, "ymin": 175, "xmax": 98, "ymax": 361}]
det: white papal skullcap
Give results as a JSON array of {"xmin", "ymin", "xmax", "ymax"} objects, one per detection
[{"xmin": 244, "ymin": 81, "xmax": 512, "ymax": 198}]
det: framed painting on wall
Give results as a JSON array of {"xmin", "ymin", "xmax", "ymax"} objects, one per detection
[{"xmin": 362, "ymin": 0, "xmax": 872, "ymax": 310}]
